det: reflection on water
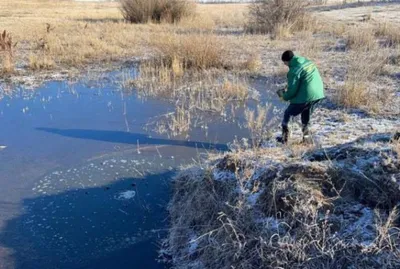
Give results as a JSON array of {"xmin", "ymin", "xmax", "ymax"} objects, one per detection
[{"xmin": 0, "ymin": 70, "xmax": 282, "ymax": 269}]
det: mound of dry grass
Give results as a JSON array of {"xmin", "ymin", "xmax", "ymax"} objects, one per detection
[
  {"xmin": 120, "ymin": 0, "xmax": 195, "ymax": 24},
  {"xmin": 247, "ymin": 0, "xmax": 317, "ymax": 38},
  {"xmin": 164, "ymin": 135, "xmax": 400, "ymax": 268}
]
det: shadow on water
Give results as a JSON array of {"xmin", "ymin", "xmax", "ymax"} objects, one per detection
[
  {"xmin": 36, "ymin": 127, "xmax": 229, "ymax": 151},
  {"xmin": 0, "ymin": 171, "xmax": 174, "ymax": 269}
]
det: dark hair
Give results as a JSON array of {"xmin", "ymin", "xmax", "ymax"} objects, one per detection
[{"xmin": 281, "ymin": 50, "xmax": 294, "ymax": 62}]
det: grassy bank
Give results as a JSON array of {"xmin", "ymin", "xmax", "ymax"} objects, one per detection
[{"xmin": 163, "ymin": 109, "xmax": 400, "ymax": 268}]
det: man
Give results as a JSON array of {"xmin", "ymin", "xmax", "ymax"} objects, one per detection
[{"xmin": 276, "ymin": 50, "xmax": 325, "ymax": 144}]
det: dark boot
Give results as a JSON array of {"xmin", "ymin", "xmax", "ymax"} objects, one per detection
[{"xmin": 277, "ymin": 126, "xmax": 289, "ymax": 144}]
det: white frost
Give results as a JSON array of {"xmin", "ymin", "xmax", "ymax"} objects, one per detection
[{"xmin": 115, "ymin": 190, "xmax": 136, "ymax": 200}]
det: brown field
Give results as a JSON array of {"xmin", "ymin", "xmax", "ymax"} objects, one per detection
[
  {"xmin": 0, "ymin": 0, "xmax": 400, "ymax": 113},
  {"xmin": 0, "ymin": 1, "xmax": 249, "ymax": 69}
]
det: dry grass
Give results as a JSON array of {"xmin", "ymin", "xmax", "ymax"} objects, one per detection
[
  {"xmin": 149, "ymin": 32, "xmax": 229, "ymax": 70},
  {"xmin": 29, "ymin": 53, "xmax": 55, "ymax": 70},
  {"xmin": 0, "ymin": 0, "xmax": 248, "ymax": 71},
  {"xmin": 127, "ymin": 61, "xmax": 252, "ymax": 136},
  {"xmin": 375, "ymin": 22, "xmax": 400, "ymax": 48},
  {"xmin": 129, "ymin": 60, "xmax": 250, "ymax": 104},
  {"xmin": 0, "ymin": 30, "xmax": 16, "ymax": 73},
  {"xmin": 336, "ymin": 50, "xmax": 389, "ymax": 109},
  {"xmin": 241, "ymin": 54, "xmax": 262, "ymax": 73},
  {"xmin": 345, "ymin": 25, "xmax": 377, "ymax": 51},
  {"xmin": 247, "ymin": 0, "xmax": 318, "ymax": 38},
  {"xmin": 197, "ymin": 4, "xmax": 247, "ymax": 29},
  {"xmin": 294, "ymin": 31, "xmax": 325, "ymax": 61},
  {"xmin": 120, "ymin": 0, "xmax": 195, "ymax": 24},
  {"xmin": 244, "ymin": 104, "xmax": 274, "ymax": 147},
  {"xmin": 165, "ymin": 138, "xmax": 400, "ymax": 268},
  {"xmin": 148, "ymin": 74, "xmax": 251, "ymax": 137}
]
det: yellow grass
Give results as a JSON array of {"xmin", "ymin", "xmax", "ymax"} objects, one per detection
[
  {"xmin": 375, "ymin": 22, "xmax": 400, "ymax": 47},
  {"xmin": 337, "ymin": 50, "xmax": 389, "ymax": 110},
  {"xmin": 0, "ymin": 0, "xmax": 249, "ymax": 70},
  {"xmin": 149, "ymin": 32, "xmax": 229, "ymax": 69},
  {"xmin": 345, "ymin": 26, "xmax": 377, "ymax": 51},
  {"xmin": 0, "ymin": 30, "xmax": 15, "ymax": 73},
  {"xmin": 195, "ymin": 4, "xmax": 248, "ymax": 29}
]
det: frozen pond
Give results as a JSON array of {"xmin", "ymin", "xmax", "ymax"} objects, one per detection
[{"xmin": 0, "ymin": 71, "xmax": 281, "ymax": 268}]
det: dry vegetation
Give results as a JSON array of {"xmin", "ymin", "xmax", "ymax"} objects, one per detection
[
  {"xmin": 0, "ymin": 0, "xmax": 250, "ymax": 71},
  {"xmin": 120, "ymin": 0, "xmax": 195, "ymax": 23},
  {"xmin": 0, "ymin": 30, "xmax": 16, "ymax": 73},
  {"xmin": 165, "ymin": 134, "xmax": 400, "ymax": 268},
  {"xmin": 0, "ymin": 0, "xmax": 397, "ymax": 119},
  {"xmin": 247, "ymin": 0, "xmax": 318, "ymax": 38},
  {"xmin": 1, "ymin": 0, "xmax": 398, "ymax": 114}
]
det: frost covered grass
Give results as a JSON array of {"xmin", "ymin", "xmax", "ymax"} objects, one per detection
[{"xmin": 164, "ymin": 110, "xmax": 400, "ymax": 268}]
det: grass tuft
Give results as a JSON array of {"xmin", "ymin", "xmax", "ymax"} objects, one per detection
[
  {"xmin": 0, "ymin": 30, "xmax": 16, "ymax": 73},
  {"xmin": 150, "ymin": 32, "xmax": 229, "ymax": 70},
  {"xmin": 29, "ymin": 53, "xmax": 55, "ymax": 70},
  {"xmin": 375, "ymin": 22, "xmax": 400, "ymax": 48},
  {"xmin": 119, "ymin": 0, "xmax": 195, "ymax": 24},
  {"xmin": 336, "ymin": 51, "xmax": 389, "ymax": 109},
  {"xmin": 345, "ymin": 26, "xmax": 377, "ymax": 51}
]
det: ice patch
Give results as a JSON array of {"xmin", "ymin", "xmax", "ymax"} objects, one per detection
[
  {"xmin": 188, "ymin": 233, "xmax": 199, "ymax": 255},
  {"xmin": 115, "ymin": 190, "xmax": 136, "ymax": 201},
  {"xmin": 247, "ymin": 192, "xmax": 261, "ymax": 206}
]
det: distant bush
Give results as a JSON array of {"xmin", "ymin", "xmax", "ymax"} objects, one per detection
[
  {"xmin": 247, "ymin": 0, "xmax": 315, "ymax": 38},
  {"xmin": 120, "ymin": 0, "xmax": 195, "ymax": 24}
]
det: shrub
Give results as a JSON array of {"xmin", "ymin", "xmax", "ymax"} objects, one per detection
[
  {"xmin": 247, "ymin": 0, "xmax": 314, "ymax": 38},
  {"xmin": 119, "ymin": 0, "xmax": 195, "ymax": 24}
]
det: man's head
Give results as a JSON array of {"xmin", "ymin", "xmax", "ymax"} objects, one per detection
[{"xmin": 281, "ymin": 50, "xmax": 294, "ymax": 66}]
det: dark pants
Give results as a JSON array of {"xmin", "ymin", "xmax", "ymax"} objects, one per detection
[{"xmin": 282, "ymin": 99, "xmax": 322, "ymax": 132}]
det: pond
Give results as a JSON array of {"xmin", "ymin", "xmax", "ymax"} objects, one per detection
[{"xmin": 0, "ymin": 70, "xmax": 281, "ymax": 268}]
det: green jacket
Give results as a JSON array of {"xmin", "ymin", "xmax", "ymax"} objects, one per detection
[{"xmin": 282, "ymin": 55, "xmax": 325, "ymax": 104}]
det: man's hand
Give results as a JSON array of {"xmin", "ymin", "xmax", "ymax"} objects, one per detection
[{"xmin": 276, "ymin": 89, "xmax": 285, "ymax": 99}]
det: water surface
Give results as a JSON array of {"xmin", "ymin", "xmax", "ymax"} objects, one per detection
[{"xmin": 0, "ymin": 72, "xmax": 280, "ymax": 268}]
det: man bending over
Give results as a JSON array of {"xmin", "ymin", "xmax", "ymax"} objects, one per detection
[{"xmin": 277, "ymin": 50, "xmax": 325, "ymax": 144}]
